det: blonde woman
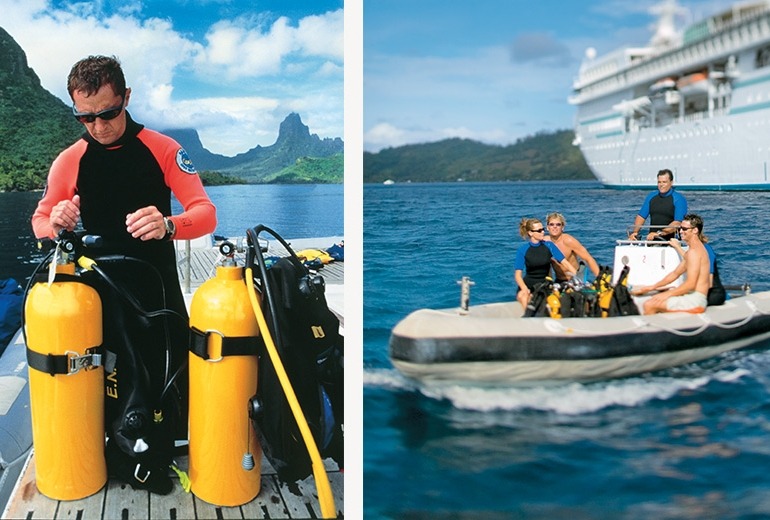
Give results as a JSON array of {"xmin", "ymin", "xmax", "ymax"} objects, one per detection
[{"xmin": 514, "ymin": 218, "xmax": 577, "ymax": 309}]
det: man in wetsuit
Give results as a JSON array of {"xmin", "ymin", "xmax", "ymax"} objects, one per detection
[
  {"xmin": 628, "ymin": 169, "xmax": 687, "ymax": 241},
  {"xmin": 631, "ymin": 214, "xmax": 710, "ymax": 314},
  {"xmin": 32, "ymin": 55, "xmax": 216, "ymax": 494}
]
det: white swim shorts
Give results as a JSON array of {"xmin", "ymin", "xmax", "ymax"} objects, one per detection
[{"xmin": 666, "ymin": 291, "xmax": 708, "ymax": 313}]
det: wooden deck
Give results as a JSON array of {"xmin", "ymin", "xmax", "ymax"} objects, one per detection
[
  {"xmin": 4, "ymin": 451, "xmax": 343, "ymax": 519},
  {"xmin": 176, "ymin": 236, "xmax": 344, "ymax": 294},
  {"xmin": 2, "ymin": 237, "xmax": 345, "ymax": 519}
]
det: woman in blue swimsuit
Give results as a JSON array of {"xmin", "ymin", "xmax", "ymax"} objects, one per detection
[{"xmin": 514, "ymin": 218, "xmax": 577, "ymax": 308}]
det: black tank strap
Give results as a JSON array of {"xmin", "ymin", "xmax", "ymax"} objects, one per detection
[
  {"xmin": 26, "ymin": 345, "xmax": 104, "ymax": 376},
  {"xmin": 189, "ymin": 327, "xmax": 263, "ymax": 361}
]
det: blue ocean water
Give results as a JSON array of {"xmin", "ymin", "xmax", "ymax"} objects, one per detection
[
  {"xmin": 364, "ymin": 181, "xmax": 770, "ymax": 519},
  {"xmin": 0, "ymin": 183, "xmax": 343, "ymax": 285}
]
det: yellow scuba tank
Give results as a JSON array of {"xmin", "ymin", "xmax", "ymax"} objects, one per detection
[
  {"xmin": 188, "ymin": 243, "xmax": 261, "ymax": 506},
  {"xmin": 597, "ymin": 270, "xmax": 614, "ymax": 318},
  {"xmin": 25, "ymin": 258, "xmax": 106, "ymax": 500},
  {"xmin": 547, "ymin": 288, "xmax": 562, "ymax": 319}
]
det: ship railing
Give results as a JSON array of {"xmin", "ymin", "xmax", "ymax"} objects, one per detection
[
  {"xmin": 676, "ymin": 106, "xmax": 729, "ymax": 124},
  {"xmin": 573, "ymin": 10, "xmax": 770, "ymax": 106}
]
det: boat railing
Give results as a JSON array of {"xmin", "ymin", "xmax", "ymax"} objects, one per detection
[
  {"xmin": 622, "ymin": 224, "xmax": 679, "ymax": 240},
  {"xmin": 173, "ymin": 234, "xmax": 215, "ymax": 294}
]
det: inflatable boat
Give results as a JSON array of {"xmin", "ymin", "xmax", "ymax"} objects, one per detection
[{"xmin": 390, "ymin": 242, "xmax": 770, "ymax": 384}]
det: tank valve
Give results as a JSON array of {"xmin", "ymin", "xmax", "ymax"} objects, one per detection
[{"xmin": 219, "ymin": 241, "xmax": 237, "ymax": 266}]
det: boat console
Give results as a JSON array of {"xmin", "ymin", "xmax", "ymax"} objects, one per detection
[{"xmin": 613, "ymin": 241, "xmax": 683, "ymax": 289}]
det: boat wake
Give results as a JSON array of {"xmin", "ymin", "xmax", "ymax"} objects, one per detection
[
  {"xmin": 422, "ymin": 369, "xmax": 751, "ymax": 414},
  {"xmin": 364, "ymin": 365, "xmax": 753, "ymax": 415},
  {"xmin": 363, "ymin": 367, "xmax": 419, "ymax": 392}
]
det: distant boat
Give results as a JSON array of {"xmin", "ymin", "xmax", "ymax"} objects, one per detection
[
  {"xmin": 570, "ymin": 0, "xmax": 770, "ymax": 190},
  {"xmin": 383, "ymin": 179, "xmax": 395, "ymax": 185}
]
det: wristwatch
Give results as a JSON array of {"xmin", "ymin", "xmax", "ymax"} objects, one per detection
[{"xmin": 163, "ymin": 217, "xmax": 176, "ymax": 241}]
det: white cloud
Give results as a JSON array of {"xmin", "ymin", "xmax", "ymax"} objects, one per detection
[
  {"xmin": 0, "ymin": 1, "xmax": 343, "ymax": 155},
  {"xmin": 296, "ymin": 9, "xmax": 344, "ymax": 60},
  {"xmin": 364, "ymin": 45, "xmax": 575, "ymax": 152},
  {"xmin": 364, "ymin": 122, "xmax": 513, "ymax": 153},
  {"xmin": 192, "ymin": 9, "xmax": 343, "ymax": 81}
]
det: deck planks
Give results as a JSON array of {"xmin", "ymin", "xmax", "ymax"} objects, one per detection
[{"xmin": 4, "ymin": 452, "xmax": 343, "ymax": 519}]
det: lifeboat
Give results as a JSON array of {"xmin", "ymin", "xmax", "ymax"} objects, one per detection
[
  {"xmin": 649, "ymin": 77, "xmax": 676, "ymax": 95},
  {"xmin": 676, "ymin": 72, "xmax": 709, "ymax": 95}
]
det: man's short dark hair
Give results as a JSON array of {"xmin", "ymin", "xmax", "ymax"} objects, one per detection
[
  {"xmin": 657, "ymin": 169, "xmax": 674, "ymax": 181},
  {"xmin": 67, "ymin": 55, "xmax": 126, "ymax": 99}
]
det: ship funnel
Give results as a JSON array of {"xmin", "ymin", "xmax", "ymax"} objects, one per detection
[{"xmin": 649, "ymin": 0, "xmax": 686, "ymax": 49}]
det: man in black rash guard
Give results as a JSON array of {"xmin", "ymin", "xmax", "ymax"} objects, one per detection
[{"xmin": 628, "ymin": 169, "xmax": 688, "ymax": 241}]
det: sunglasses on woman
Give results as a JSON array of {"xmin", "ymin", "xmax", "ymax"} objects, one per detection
[{"xmin": 72, "ymin": 98, "xmax": 125, "ymax": 123}]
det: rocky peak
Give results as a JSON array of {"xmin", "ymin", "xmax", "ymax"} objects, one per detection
[
  {"xmin": 276, "ymin": 112, "xmax": 311, "ymax": 144},
  {"xmin": 0, "ymin": 27, "xmax": 42, "ymax": 88}
]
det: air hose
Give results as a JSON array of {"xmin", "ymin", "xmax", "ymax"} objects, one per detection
[{"xmin": 244, "ymin": 267, "xmax": 336, "ymax": 518}]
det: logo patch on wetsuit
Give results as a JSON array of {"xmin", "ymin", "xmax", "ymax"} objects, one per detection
[{"xmin": 176, "ymin": 148, "xmax": 197, "ymax": 174}]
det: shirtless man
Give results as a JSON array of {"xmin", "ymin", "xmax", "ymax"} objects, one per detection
[
  {"xmin": 631, "ymin": 214, "xmax": 711, "ymax": 314},
  {"xmin": 544, "ymin": 212, "xmax": 600, "ymax": 282}
]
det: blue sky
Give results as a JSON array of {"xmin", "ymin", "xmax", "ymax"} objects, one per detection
[
  {"xmin": 364, "ymin": 0, "xmax": 736, "ymax": 152},
  {"xmin": 1, "ymin": 0, "xmax": 343, "ymax": 156}
]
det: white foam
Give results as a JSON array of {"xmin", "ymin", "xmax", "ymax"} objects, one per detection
[
  {"xmin": 417, "ymin": 373, "xmax": 741, "ymax": 415},
  {"xmin": 363, "ymin": 368, "xmax": 417, "ymax": 391},
  {"xmin": 364, "ymin": 364, "xmax": 755, "ymax": 415}
]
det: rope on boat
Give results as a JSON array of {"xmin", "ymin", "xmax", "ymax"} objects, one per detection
[
  {"xmin": 636, "ymin": 300, "xmax": 762, "ymax": 337},
  {"xmin": 706, "ymin": 300, "xmax": 760, "ymax": 330},
  {"xmin": 546, "ymin": 299, "xmax": 766, "ymax": 338},
  {"xmin": 647, "ymin": 313, "xmax": 711, "ymax": 337}
]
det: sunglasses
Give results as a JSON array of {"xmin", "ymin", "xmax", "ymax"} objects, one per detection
[
  {"xmin": 679, "ymin": 226, "xmax": 693, "ymax": 232},
  {"xmin": 72, "ymin": 98, "xmax": 124, "ymax": 123},
  {"xmin": 547, "ymin": 222, "xmax": 563, "ymax": 227},
  {"xmin": 530, "ymin": 228, "xmax": 545, "ymax": 233}
]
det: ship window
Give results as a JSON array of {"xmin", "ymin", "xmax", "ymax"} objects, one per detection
[{"xmin": 757, "ymin": 45, "xmax": 770, "ymax": 68}]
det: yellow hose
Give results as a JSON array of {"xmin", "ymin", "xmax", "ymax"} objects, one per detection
[{"xmin": 245, "ymin": 267, "xmax": 336, "ymax": 518}]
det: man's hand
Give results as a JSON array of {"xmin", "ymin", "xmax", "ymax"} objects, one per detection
[
  {"xmin": 126, "ymin": 206, "xmax": 166, "ymax": 241},
  {"xmin": 50, "ymin": 194, "xmax": 81, "ymax": 235}
]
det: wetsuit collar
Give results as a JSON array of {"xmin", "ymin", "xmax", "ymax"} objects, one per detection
[{"xmin": 81, "ymin": 111, "xmax": 145, "ymax": 148}]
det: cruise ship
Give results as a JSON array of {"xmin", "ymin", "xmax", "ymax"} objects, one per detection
[{"xmin": 570, "ymin": 0, "xmax": 770, "ymax": 189}]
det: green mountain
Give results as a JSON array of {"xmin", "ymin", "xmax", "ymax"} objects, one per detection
[
  {"xmin": 363, "ymin": 130, "xmax": 592, "ymax": 183},
  {"xmin": 163, "ymin": 113, "xmax": 344, "ymax": 183},
  {"xmin": 0, "ymin": 27, "xmax": 83, "ymax": 191},
  {"xmin": 265, "ymin": 153, "xmax": 343, "ymax": 183}
]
